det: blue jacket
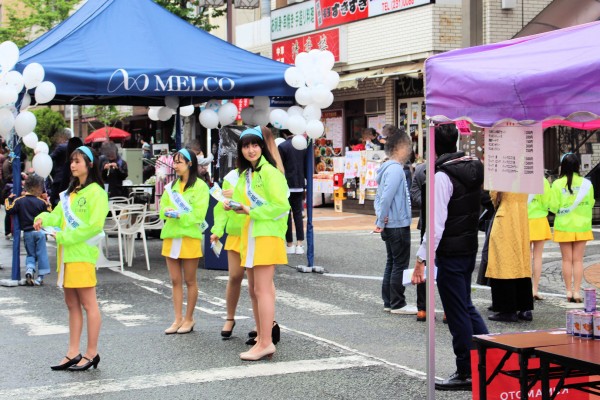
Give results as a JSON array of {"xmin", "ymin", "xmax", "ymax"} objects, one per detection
[{"xmin": 374, "ymin": 160, "xmax": 411, "ymax": 229}]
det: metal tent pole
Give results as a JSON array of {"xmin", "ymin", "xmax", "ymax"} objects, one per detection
[{"xmin": 426, "ymin": 119, "xmax": 436, "ymax": 399}]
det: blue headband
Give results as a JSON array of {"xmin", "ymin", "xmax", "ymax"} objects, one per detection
[
  {"xmin": 240, "ymin": 126, "xmax": 263, "ymax": 140},
  {"xmin": 178, "ymin": 148, "xmax": 192, "ymax": 162},
  {"xmin": 77, "ymin": 146, "xmax": 93, "ymax": 162},
  {"xmin": 561, "ymin": 152, "xmax": 573, "ymax": 163}
]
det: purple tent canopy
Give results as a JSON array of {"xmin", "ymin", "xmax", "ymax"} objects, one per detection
[{"xmin": 425, "ymin": 21, "xmax": 600, "ymax": 127}]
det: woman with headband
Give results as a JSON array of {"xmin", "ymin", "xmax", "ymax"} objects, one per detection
[
  {"xmin": 160, "ymin": 148, "xmax": 209, "ymax": 334},
  {"xmin": 226, "ymin": 126, "xmax": 289, "ymax": 361},
  {"xmin": 34, "ymin": 146, "xmax": 109, "ymax": 371},
  {"xmin": 550, "ymin": 153, "xmax": 595, "ymax": 303}
]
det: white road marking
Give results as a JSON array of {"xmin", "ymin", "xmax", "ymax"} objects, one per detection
[
  {"xmin": 0, "ymin": 307, "xmax": 68, "ymax": 336},
  {"xmin": 0, "ymin": 356, "xmax": 381, "ymax": 399},
  {"xmin": 98, "ymin": 300, "xmax": 153, "ymax": 327},
  {"xmin": 323, "ymin": 273, "xmax": 382, "ymax": 281},
  {"xmin": 0, "ymin": 296, "xmax": 26, "ymax": 305}
]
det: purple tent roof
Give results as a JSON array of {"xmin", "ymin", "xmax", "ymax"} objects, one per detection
[{"xmin": 425, "ymin": 21, "xmax": 600, "ymax": 127}]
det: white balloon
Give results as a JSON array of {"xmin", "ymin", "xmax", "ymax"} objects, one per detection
[
  {"xmin": 14, "ymin": 110, "xmax": 36, "ymax": 137},
  {"xmin": 253, "ymin": 109, "xmax": 270, "ymax": 126},
  {"xmin": 35, "ymin": 141, "xmax": 49, "ymax": 154},
  {"xmin": 20, "ymin": 92, "xmax": 31, "ymax": 111},
  {"xmin": 23, "ymin": 63, "xmax": 45, "ymax": 89},
  {"xmin": 295, "ymin": 86, "xmax": 313, "ymax": 106},
  {"xmin": 0, "ymin": 108, "xmax": 15, "ymax": 136},
  {"xmin": 240, "ymin": 107, "xmax": 255, "ymax": 125},
  {"xmin": 218, "ymin": 102, "xmax": 238, "ymax": 126},
  {"xmin": 22, "ymin": 132, "xmax": 38, "ymax": 149},
  {"xmin": 291, "ymin": 135, "xmax": 307, "ymax": 150},
  {"xmin": 315, "ymin": 91, "xmax": 335, "ymax": 109},
  {"xmin": 3, "ymin": 71, "xmax": 24, "ymax": 93},
  {"xmin": 294, "ymin": 52, "xmax": 310, "ymax": 70},
  {"xmin": 164, "ymin": 96, "xmax": 180, "ymax": 110},
  {"xmin": 287, "ymin": 105, "xmax": 303, "ymax": 117},
  {"xmin": 284, "ymin": 67, "xmax": 305, "ymax": 88},
  {"xmin": 35, "ymin": 81, "xmax": 56, "ymax": 104},
  {"xmin": 148, "ymin": 107, "xmax": 160, "ymax": 121},
  {"xmin": 269, "ymin": 108, "xmax": 289, "ymax": 130},
  {"xmin": 288, "ymin": 115, "xmax": 307, "ymax": 135},
  {"xmin": 253, "ymin": 96, "xmax": 270, "ymax": 110},
  {"xmin": 157, "ymin": 107, "xmax": 173, "ymax": 121},
  {"xmin": 0, "ymin": 86, "xmax": 17, "ymax": 107},
  {"xmin": 179, "ymin": 104, "xmax": 195, "ymax": 117},
  {"xmin": 275, "ymin": 137, "xmax": 285, "ymax": 146},
  {"xmin": 32, "ymin": 153, "xmax": 53, "ymax": 178},
  {"xmin": 303, "ymin": 104, "xmax": 322, "ymax": 121},
  {"xmin": 205, "ymin": 99, "xmax": 221, "ymax": 112},
  {"xmin": 312, "ymin": 84, "xmax": 330, "ymax": 104},
  {"xmin": 199, "ymin": 109, "xmax": 219, "ymax": 129},
  {"xmin": 0, "ymin": 41, "xmax": 19, "ymax": 71},
  {"xmin": 306, "ymin": 120, "xmax": 325, "ymax": 139},
  {"xmin": 317, "ymin": 51, "xmax": 335, "ymax": 72},
  {"xmin": 324, "ymin": 70, "xmax": 340, "ymax": 90}
]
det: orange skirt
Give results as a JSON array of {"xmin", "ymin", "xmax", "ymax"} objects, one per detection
[
  {"xmin": 529, "ymin": 217, "xmax": 552, "ymax": 241},
  {"xmin": 553, "ymin": 230, "xmax": 594, "ymax": 242}
]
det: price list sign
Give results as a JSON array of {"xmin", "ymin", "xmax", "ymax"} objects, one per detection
[{"xmin": 484, "ymin": 123, "xmax": 543, "ymax": 194}]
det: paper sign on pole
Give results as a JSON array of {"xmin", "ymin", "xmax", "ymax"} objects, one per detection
[{"xmin": 484, "ymin": 123, "xmax": 543, "ymax": 194}]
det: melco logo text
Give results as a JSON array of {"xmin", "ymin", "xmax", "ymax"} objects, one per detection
[{"xmin": 108, "ymin": 69, "xmax": 235, "ymax": 93}]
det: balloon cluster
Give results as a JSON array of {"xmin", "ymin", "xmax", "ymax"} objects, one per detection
[
  {"xmin": 242, "ymin": 50, "xmax": 339, "ymax": 150},
  {"xmin": 148, "ymin": 97, "xmax": 239, "ymax": 130},
  {"xmin": 0, "ymin": 41, "xmax": 57, "ymax": 178}
]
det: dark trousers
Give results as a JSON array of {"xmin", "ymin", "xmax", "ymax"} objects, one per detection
[
  {"xmin": 286, "ymin": 191, "xmax": 304, "ymax": 243},
  {"xmin": 381, "ymin": 227, "xmax": 410, "ymax": 310},
  {"xmin": 416, "ymin": 282, "xmax": 427, "ymax": 311},
  {"xmin": 437, "ymin": 253, "xmax": 489, "ymax": 375}
]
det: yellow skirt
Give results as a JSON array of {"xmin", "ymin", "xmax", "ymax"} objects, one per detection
[
  {"xmin": 529, "ymin": 217, "xmax": 552, "ymax": 241},
  {"xmin": 224, "ymin": 235, "xmax": 241, "ymax": 252},
  {"xmin": 63, "ymin": 262, "xmax": 96, "ymax": 288},
  {"xmin": 553, "ymin": 230, "xmax": 594, "ymax": 242},
  {"xmin": 240, "ymin": 218, "xmax": 287, "ymax": 267},
  {"xmin": 162, "ymin": 237, "xmax": 203, "ymax": 259}
]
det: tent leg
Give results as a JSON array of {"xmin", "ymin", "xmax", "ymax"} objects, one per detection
[{"xmin": 426, "ymin": 120, "xmax": 436, "ymax": 399}]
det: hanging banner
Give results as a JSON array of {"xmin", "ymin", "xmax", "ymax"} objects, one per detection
[
  {"xmin": 272, "ymin": 28, "xmax": 342, "ymax": 64},
  {"xmin": 483, "ymin": 123, "xmax": 544, "ymax": 194},
  {"xmin": 315, "ymin": 0, "xmax": 368, "ymax": 29}
]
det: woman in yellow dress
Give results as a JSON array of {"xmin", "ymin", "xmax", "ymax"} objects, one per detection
[
  {"xmin": 227, "ymin": 126, "xmax": 289, "ymax": 361},
  {"xmin": 35, "ymin": 146, "xmax": 108, "ymax": 371},
  {"xmin": 160, "ymin": 149, "xmax": 209, "ymax": 334}
]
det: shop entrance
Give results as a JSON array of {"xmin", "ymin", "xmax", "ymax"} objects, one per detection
[{"xmin": 398, "ymin": 98, "xmax": 427, "ymax": 160}]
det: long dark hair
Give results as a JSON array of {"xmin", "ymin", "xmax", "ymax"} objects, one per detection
[
  {"xmin": 173, "ymin": 150, "xmax": 198, "ymax": 192},
  {"xmin": 236, "ymin": 133, "xmax": 278, "ymax": 173},
  {"xmin": 559, "ymin": 153, "xmax": 580, "ymax": 194},
  {"xmin": 67, "ymin": 147, "xmax": 103, "ymax": 194}
]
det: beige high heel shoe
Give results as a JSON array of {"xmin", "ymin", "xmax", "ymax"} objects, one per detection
[
  {"xmin": 240, "ymin": 343, "xmax": 276, "ymax": 361},
  {"xmin": 164, "ymin": 321, "xmax": 184, "ymax": 335},
  {"xmin": 177, "ymin": 320, "xmax": 195, "ymax": 334}
]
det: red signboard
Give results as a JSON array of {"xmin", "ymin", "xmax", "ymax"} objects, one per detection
[
  {"xmin": 272, "ymin": 29, "xmax": 340, "ymax": 65},
  {"xmin": 315, "ymin": 0, "xmax": 368, "ymax": 30},
  {"xmin": 231, "ymin": 98, "xmax": 250, "ymax": 121}
]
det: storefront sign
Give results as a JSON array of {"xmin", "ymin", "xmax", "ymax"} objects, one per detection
[
  {"xmin": 315, "ymin": 0, "xmax": 368, "ymax": 29},
  {"xmin": 322, "ymin": 109, "xmax": 343, "ymax": 148},
  {"xmin": 368, "ymin": 0, "xmax": 432, "ymax": 17},
  {"xmin": 271, "ymin": 0, "xmax": 316, "ymax": 41},
  {"xmin": 484, "ymin": 123, "xmax": 544, "ymax": 194},
  {"xmin": 230, "ymin": 98, "xmax": 250, "ymax": 121},
  {"xmin": 273, "ymin": 28, "xmax": 342, "ymax": 65},
  {"xmin": 396, "ymin": 76, "xmax": 424, "ymax": 98}
]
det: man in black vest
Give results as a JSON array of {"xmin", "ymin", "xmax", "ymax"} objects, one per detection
[{"xmin": 412, "ymin": 124, "xmax": 489, "ymax": 391}]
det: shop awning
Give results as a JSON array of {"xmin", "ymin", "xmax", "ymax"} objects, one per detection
[
  {"xmin": 336, "ymin": 69, "xmax": 383, "ymax": 90},
  {"xmin": 370, "ymin": 61, "xmax": 424, "ymax": 80}
]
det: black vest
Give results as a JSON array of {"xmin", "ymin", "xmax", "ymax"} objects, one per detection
[{"xmin": 435, "ymin": 152, "xmax": 483, "ymax": 257}]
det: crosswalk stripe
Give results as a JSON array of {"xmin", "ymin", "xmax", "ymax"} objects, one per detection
[
  {"xmin": 0, "ymin": 356, "xmax": 381, "ymax": 399},
  {"xmin": 0, "ymin": 307, "xmax": 68, "ymax": 336},
  {"xmin": 98, "ymin": 300, "xmax": 153, "ymax": 327}
]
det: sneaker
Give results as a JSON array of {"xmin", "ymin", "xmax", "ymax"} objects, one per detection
[
  {"xmin": 390, "ymin": 305, "xmax": 418, "ymax": 315},
  {"xmin": 25, "ymin": 268, "xmax": 34, "ymax": 286},
  {"xmin": 33, "ymin": 276, "xmax": 44, "ymax": 286},
  {"xmin": 295, "ymin": 245, "xmax": 305, "ymax": 255},
  {"xmin": 286, "ymin": 245, "xmax": 296, "ymax": 255},
  {"xmin": 416, "ymin": 310, "xmax": 427, "ymax": 321}
]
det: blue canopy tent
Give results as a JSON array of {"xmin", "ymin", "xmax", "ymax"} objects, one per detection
[{"xmin": 5, "ymin": 0, "xmax": 301, "ymax": 282}]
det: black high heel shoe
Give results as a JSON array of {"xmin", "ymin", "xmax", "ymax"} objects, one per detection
[
  {"xmin": 221, "ymin": 319, "xmax": 236, "ymax": 338},
  {"xmin": 50, "ymin": 354, "xmax": 82, "ymax": 371},
  {"xmin": 247, "ymin": 322, "xmax": 280, "ymax": 345},
  {"xmin": 248, "ymin": 330, "xmax": 257, "ymax": 339},
  {"xmin": 68, "ymin": 354, "xmax": 100, "ymax": 371}
]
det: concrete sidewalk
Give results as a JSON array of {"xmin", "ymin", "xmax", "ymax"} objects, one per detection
[{"xmin": 311, "ymin": 207, "xmax": 418, "ymax": 231}]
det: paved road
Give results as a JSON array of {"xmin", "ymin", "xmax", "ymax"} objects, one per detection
[{"xmin": 0, "ymin": 211, "xmax": 597, "ymax": 400}]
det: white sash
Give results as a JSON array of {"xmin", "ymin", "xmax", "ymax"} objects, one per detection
[
  {"xmin": 527, "ymin": 194, "xmax": 535, "ymax": 205},
  {"xmin": 223, "ymin": 169, "xmax": 239, "ymax": 187},
  {"xmin": 165, "ymin": 182, "xmax": 209, "ymax": 232},
  {"xmin": 245, "ymin": 170, "xmax": 266, "ymax": 209},
  {"xmin": 557, "ymin": 178, "xmax": 592, "ymax": 215}
]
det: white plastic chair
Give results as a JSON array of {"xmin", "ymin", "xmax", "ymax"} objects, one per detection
[
  {"xmin": 119, "ymin": 204, "xmax": 150, "ymax": 270},
  {"xmin": 144, "ymin": 211, "xmax": 164, "ymax": 231},
  {"xmin": 104, "ymin": 203, "xmax": 145, "ymax": 271}
]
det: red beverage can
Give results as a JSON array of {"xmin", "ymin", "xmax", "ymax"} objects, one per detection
[
  {"xmin": 580, "ymin": 312, "xmax": 594, "ymax": 339},
  {"xmin": 584, "ymin": 288, "xmax": 597, "ymax": 312},
  {"xmin": 594, "ymin": 313, "xmax": 600, "ymax": 340}
]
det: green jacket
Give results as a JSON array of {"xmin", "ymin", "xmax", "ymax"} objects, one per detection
[
  {"xmin": 211, "ymin": 171, "xmax": 244, "ymax": 238},
  {"xmin": 528, "ymin": 177, "xmax": 551, "ymax": 219},
  {"xmin": 36, "ymin": 183, "xmax": 109, "ymax": 266},
  {"xmin": 232, "ymin": 157, "xmax": 290, "ymax": 239},
  {"xmin": 160, "ymin": 178, "xmax": 209, "ymax": 239},
  {"xmin": 549, "ymin": 174, "xmax": 595, "ymax": 232}
]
